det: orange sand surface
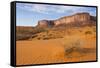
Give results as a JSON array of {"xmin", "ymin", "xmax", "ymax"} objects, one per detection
[{"xmin": 16, "ymin": 34, "xmax": 96, "ymax": 65}]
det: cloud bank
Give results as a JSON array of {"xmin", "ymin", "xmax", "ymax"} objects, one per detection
[{"xmin": 16, "ymin": 3, "xmax": 96, "ymax": 16}]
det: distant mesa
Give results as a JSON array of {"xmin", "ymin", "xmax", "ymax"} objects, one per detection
[
  {"xmin": 37, "ymin": 13, "xmax": 96, "ymax": 28},
  {"xmin": 38, "ymin": 20, "xmax": 54, "ymax": 28}
]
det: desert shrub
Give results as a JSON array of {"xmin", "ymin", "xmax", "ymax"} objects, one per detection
[
  {"xmin": 31, "ymin": 35, "xmax": 38, "ymax": 38},
  {"xmin": 62, "ymin": 37, "xmax": 84, "ymax": 55},
  {"xmin": 48, "ymin": 34, "xmax": 52, "ymax": 36},
  {"xmin": 16, "ymin": 27, "xmax": 48, "ymax": 40},
  {"xmin": 16, "ymin": 29, "xmax": 33, "ymax": 40},
  {"xmin": 64, "ymin": 40, "xmax": 81, "ymax": 50},
  {"xmin": 63, "ymin": 39, "xmax": 83, "ymax": 58},
  {"xmin": 85, "ymin": 31, "xmax": 92, "ymax": 34},
  {"xmin": 17, "ymin": 27, "xmax": 47, "ymax": 34},
  {"xmin": 43, "ymin": 37, "xmax": 50, "ymax": 40},
  {"xmin": 37, "ymin": 37, "xmax": 41, "ymax": 40},
  {"xmin": 42, "ymin": 35, "xmax": 46, "ymax": 37},
  {"xmin": 16, "ymin": 34, "xmax": 31, "ymax": 40}
]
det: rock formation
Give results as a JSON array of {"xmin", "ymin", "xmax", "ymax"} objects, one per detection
[
  {"xmin": 38, "ymin": 20, "xmax": 54, "ymax": 28},
  {"xmin": 37, "ymin": 13, "xmax": 96, "ymax": 28}
]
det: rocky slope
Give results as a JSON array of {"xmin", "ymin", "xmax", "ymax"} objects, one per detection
[{"xmin": 37, "ymin": 13, "xmax": 96, "ymax": 28}]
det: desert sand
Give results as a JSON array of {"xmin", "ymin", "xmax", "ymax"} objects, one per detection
[{"xmin": 16, "ymin": 26, "xmax": 96, "ymax": 65}]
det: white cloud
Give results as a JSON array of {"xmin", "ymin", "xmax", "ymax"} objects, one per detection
[
  {"xmin": 31, "ymin": 4, "xmax": 50, "ymax": 14},
  {"xmin": 29, "ymin": 4, "xmax": 84, "ymax": 14},
  {"xmin": 16, "ymin": 3, "xmax": 96, "ymax": 16}
]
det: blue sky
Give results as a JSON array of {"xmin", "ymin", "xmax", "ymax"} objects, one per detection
[{"xmin": 16, "ymin": 3, "xmax": 96, "ymax": 26}]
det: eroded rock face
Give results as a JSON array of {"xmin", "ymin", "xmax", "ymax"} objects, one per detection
[
  {"xmin": 37, "ymin": 13, "xmax": 96, "ymax": 27},
  {"xmin": 38, "ymin": 20, "xmax": 49, "ymax": 27},
  {"xmin": 38, "ymin": 20, "xmax": 55, "ymax": 28},
  {"xmin": 54, "ymin": 13, "xmax": 90, "ymax": 26}
]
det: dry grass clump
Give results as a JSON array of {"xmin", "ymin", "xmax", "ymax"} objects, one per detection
[
  {"xmin": 16, "ymin": 29, "xmax": 34, "ymax": 40},
  {"xmin": 63, "ymin": 39, "xmax": 82, "ymax": 50},
  {"xmin": 35, "ymin": 33, "xmax": 63, "ymax": 40},
  {"xmin": 83, "ymin": 26, "xmax": 96, "ymax": 34},
  {"xmin": 16, "ymin": 34, "xmax": 32, "ymax": 40},
  {"xmin": 62, "ymin": 37, "xmax": 85, "ymax": 57},
  {"xmin": 31, "ymin": 28, "xmax": 65, "ymax": 40},
  {"xmin": 85, "ymin": 31, "xmax": 92, "ymax": 34},
  {"xmin": 16, "ymin": 26, "xmax": 47, "ymax": 40}
]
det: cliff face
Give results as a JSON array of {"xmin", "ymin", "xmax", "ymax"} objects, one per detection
[
  {"xmin": 38, "ymin": 20, "xmax": 54, "ymax": 27},
  {"xmin": 38, "ymin": 20, "xmax": 49, "ymax": 27},
  {"xmin": 37, "ymin": 13, "xmax": 96, "ymax": 28}
]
